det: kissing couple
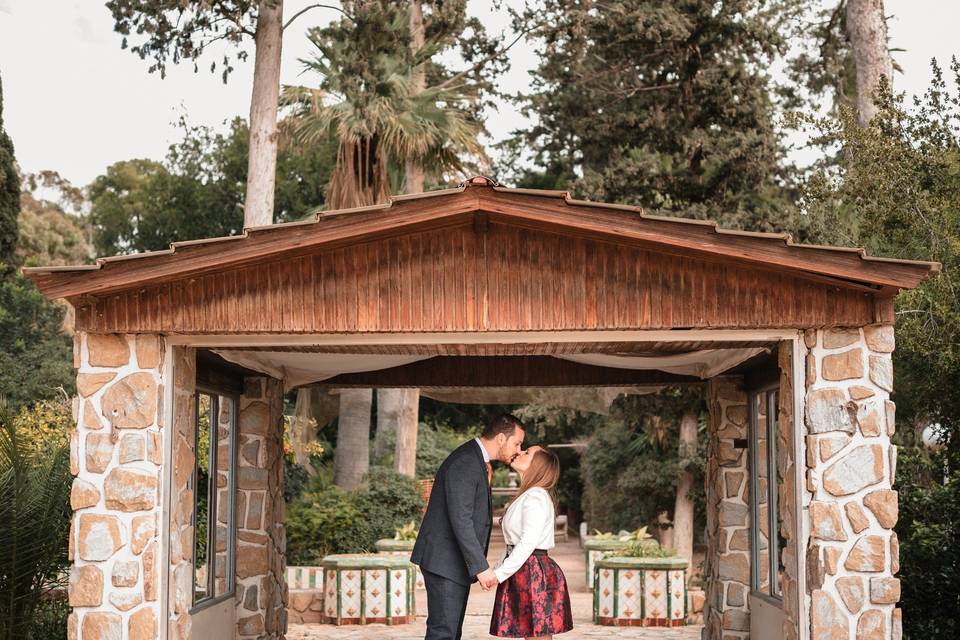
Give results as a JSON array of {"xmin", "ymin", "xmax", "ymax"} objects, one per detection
[{"xmin": 411, "ymin": 414, "xmax": 574, "ymax": 640}]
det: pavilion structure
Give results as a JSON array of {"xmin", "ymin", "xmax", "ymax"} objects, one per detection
[{"xmin": 26, "ymin": 176, "xmax": 939, "ymax": 640}]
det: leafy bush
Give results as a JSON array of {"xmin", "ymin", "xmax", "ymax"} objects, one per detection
[
  {"xmin": 895, "ymin": 446, "xmax": 959, "ymax": 639},
  {"xmin": 0, "ymin": 401, "xmax": 72, "ymax": 640},
  {"xmin": 375, "ymin": 421, "xmax": 479, "ymax": 480},
  {"xmin": 286, "ymin": 465, "xmax": 423, "ymax": 566}
]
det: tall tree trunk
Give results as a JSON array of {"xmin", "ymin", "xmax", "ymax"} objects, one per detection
[
  {"xmin": 393, "ymin": 389, "xmax": 420, "ymax": 477},
  {"xmin": 382, "ymin": 1, "xmax": 428, "ymax": 480},
  {"xmin": 334, "ymin": 389, "xmax": 371, "ymax": 489},
  {"xmin": 244, "ymin": 0, "xmax": 283, "ymax": 227},
  {"xmin": 673, "ymin": 409, "xmax": 698, "ymax": 567},
  {"xmin": 374, "ymin": 388, "xmax": 399, "ymax": 460},
  {"xmin": 846, "ymin": 0, "xmax": 892, "ymax": 126},
  {"xmin": 404, "ymin": 0, "xmax": 426, "ymax": 194}
]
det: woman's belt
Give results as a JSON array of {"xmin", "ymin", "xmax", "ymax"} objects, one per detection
[{"xmin": 505, "ymin": 545, "xmax": 548, "ymax": 557}]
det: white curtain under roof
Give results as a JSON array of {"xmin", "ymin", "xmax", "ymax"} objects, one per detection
[{"xmin": 212, "ymin": 347, "xmax": 767, "ymax": 390}]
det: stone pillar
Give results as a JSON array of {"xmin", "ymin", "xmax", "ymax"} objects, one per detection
[
  {"xmin": 235, "ymin": 376, "xmax": 287, "ymax": 639},
  {"xmin": 67, "ymin": 332, "xmax": 165, "ymax": 640},
  {"xmin": 168, "ymin": 346, "xmax": 196, "ymax": 640},
  {"xmin": 702, "ymin": 376, "xmax": 751, "ymax": 639},
  {"xmin": 803, "ymin": 326, "xmax": 900, "ymax": 640},
  {"xmin": 777, "ymin": 342, "xmax": 802, "ymax": 640}
]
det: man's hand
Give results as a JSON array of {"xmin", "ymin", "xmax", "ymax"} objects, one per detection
[{"xmin": 476, "ymin": 568, "xmax": 498, "ymax": 591}]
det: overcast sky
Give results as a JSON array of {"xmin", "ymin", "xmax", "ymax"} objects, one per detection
[{"xmin": 1, "ymin": 1, "xmax": 958, "ymax": 189}]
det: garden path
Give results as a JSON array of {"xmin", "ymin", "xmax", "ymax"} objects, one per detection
[{"xmin": 287, "ymin": 536, "xmax": 703, "ymax": 639}]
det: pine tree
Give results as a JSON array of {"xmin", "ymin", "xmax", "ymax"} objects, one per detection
[
  {"xmin": 0, "ymin": 73, "xmax": 19, "ymax": 276},
  {"xmin": 513, "ymin": 0, "xmax": 809, "ymax": 237}
]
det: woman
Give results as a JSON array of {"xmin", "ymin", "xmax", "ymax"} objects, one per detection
[{"xmin": 489, "ymin": 446, "xmax": 574, "ymax": 639}]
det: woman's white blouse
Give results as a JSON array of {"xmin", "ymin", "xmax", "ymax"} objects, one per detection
[{"xmin": 493, "ymin": 487, "xmax": 555, "ymax": 583}]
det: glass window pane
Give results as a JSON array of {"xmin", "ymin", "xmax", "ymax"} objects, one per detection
[
  {"xmin": 754, "ymin": 393, "xmax": 770, "ymax": 593},
  {"xmin": 193, "ymin": 393, "xmax": 214, "ymax": 601},
  {"xmin": 213, "ymin": 395, "xmax": 234, "ymax": 597}
]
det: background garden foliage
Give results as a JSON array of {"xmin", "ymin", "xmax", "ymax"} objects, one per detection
[{"xmin": 2, "ymin": 1, "xmax": 960, "ymax": 638}]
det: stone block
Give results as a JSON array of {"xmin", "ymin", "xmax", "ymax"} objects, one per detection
[
  {"xmin": 239, "ymin": 401, "xmax": 270, "ymax": 435},
  {"xmin": 104, "ymin": 468, "xmax": 157, "ymax": 512},
  {"xmin": 869, "ymin": 577, "xmax": 900, "ymax": 604},
  {"xmin": 718, "ymin": 553, "xmax": 749, "ymax": 584},
  {"xmin": 823, "ymin": 546, "xmax": 841, "ymax": 575},
  {"xmin": 868, "ymin": 356, "xmax": 893, "ymax": 392},
  {"xmin": 71, "ymin": 478, "xmax": 100, "ymax": 510},
  {"xmin": 70, "ymin": 431, "xmax": 79, "ymax": 476},
  {"xmin": 238, "ymin": 467, "xmax": 268, "ymax": 490},
  {"xmin": 82, "ymin": 399, "xmax": 103, "ymax": 430},
  {"xmin": 836, "ymin": 576, "xmax": 865, "ymax": 614},
  {"xmin": 845, "ymin": 502, "xmax": 871, "ymax": 534},
  {"xmin": 849, "ymin": 386, "xmax": 875, "ymax": 400},
  {"xmin": 823, "ymin": 328, "xmax": 860, "ymax": 348},
  {"xmin": 890, "ymin": 532, "xmax": 899, "ymax": 574},
  {"xmin": 77, "ymin": 372, "xmax": 117, "ymax": 398},
  {"xmin": 236, "ymin": 544, "xmax": 269, "ymax": 579},
  {"xmin": 864, "ymin": 490, "xmax": 898, "ymax": 529},
  {"xmin": 805, "ymin": 388, "xmax": 855, "ymax": 434},
  {"xmin": 864, "ymin": 325, "xmax": 895, "ymax": 353},
  {"xmin": 811, "ymin": 589, "xmax": 848, "ymax": 640},
  {"xmin": 722, "ymin": 609, "xmax": 749, "ymax": 631},
  {"xmin": 892, "ymin": 608, "xmax": 902, "ymax": 640},
  {"xmin": 857, "ymin": 609, "xmax": 886, "ymax": 640},
  {"xmin": 823, "ymin": 445, "xmax": 884, "ymax": 496},
  {"xmin": 810, "ymin": 501, "xmax": 848, "ymax": 541},
  {"xmin": 238, "ymin": 613, "xmax": 265, "ymax": 636},
  {"xmin": 857, "ymin": 404, "xmax": 883, "ymax": 437},
  {"xmin": 87, "ymin": 334, "xmax": 130, "ymax": 367},
  {"xmin": 119, "ymin": 434, "xmax": 146, "ymax": 463},
  {"xmin": 845, "ymin": 536, "xmax": 886, "ymax": 572},
  {"xmin": 725, "ymin": 404, "xmax": 748, "ymax": 427},
  {"xmin": 109, "ymin": 589, "xmax": 142, "ymax": 611},
  {"xmin": 146, "ymin": 430, "xmax": 162, "ymax": 465},
  {"xmin": 85, "ymin": 433, "xmax": 115, "ymax": 474},
  {"xmin": 719, "ymin": 500, "xmax": 749, "ymax": 527},
  {"xmin": 819, "ymin": 435, "xmax": 851, "ymax": 463},
  {"xmin": 885, "ymin": 401, "xmax": 896, "ymax": 436},
  {"xmin": 724, "ymin": 471, "xmax": 744, "ymax": 498},
  {"xmin": 131, "ymin": 514, "xmax": 156, "ymax": 555},
  {"xmin": 143, "ymin": 541, "xmax": 157, "ymax": 601},
  {"xmin": 78, "ymin": 513, "xmax": 123, "ymax": 561},
  {"xmin": 101, "ymin": 372, "xmax": 158, "ymax": 429},
  {"xmin": 112, "ymin": 560, "xmax": 139, "ymax": 587},
  {"xmin": 135, "ymin": 334, "xmax": 163, "ymax": 369},
  {"xmin": 128, "ymin": 606, "xmax": 157, "ymax": 640},
  {"xmin": 68, "ymin": 565, "xmax": 103, "ymax": 607},
  {"xmin": 81, "ymin": 611, "xmax": 121, "ymax": 640},
  {"xmin": 822, "ymin": 348, "xmax": 864, "ymax": 381}
]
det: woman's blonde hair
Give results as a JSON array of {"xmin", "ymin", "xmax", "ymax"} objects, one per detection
[{"xmin": 515, "ymin": 447, "xmax": 561, "ymax": 508}]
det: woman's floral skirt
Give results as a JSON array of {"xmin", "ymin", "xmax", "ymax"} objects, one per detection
[{"xmin": 490, "ymin": 552, "xmax": 573, "ymax": 637}]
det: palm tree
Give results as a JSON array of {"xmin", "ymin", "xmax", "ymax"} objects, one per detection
[
  {"xmin": 281, "ymin": 0, "xmax": 485, "ymax": 210},
  {"xmin": 283, "ymin": 1, "xmax": 486, "ymax": 484},
  {"xmin": 0, "ymin": 402, "xmax": 72, "ymax": 639}
]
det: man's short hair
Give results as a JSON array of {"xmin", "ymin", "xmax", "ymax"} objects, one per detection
[{"xmin": 482, "ymin": 413, "xmax": 523, "ymax": 440}]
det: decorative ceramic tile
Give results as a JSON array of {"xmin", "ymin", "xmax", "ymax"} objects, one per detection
[
  {"xmin": 339, "ymin": 569, "xmax": 361, "ymax": 619},
  {"xmin": 669, "ymin": 570, "xmax": 686, "ymax": 621},
  {"xmin": 364, "ymin": 568, "xmax": 386, "ymax": 618},
  {"xmin": 596, "ymin": 568, "xmax": 614, "ymax": 618},
  {"xmin": 390, "ymin": 568, "xmax": 408, "ymax": 617},
  {"xmin": 618, "ymin": 569, "xmax": 643, "ymax": 620},
  {"xmin": 324, "ymin": 570, "xmax": 337, "ymax": 618},
  {"xmin": 643, "ymin": 570, "xmax": 668, "ymax": 621}
]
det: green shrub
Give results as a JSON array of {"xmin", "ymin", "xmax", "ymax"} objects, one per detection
[
  {"xmin": 285, "ymin": 466, "xmax": 423, "ymax": 565},
  {"xmin": 0, "ymin": 401, "xmax": 72, "ymax": 640}
]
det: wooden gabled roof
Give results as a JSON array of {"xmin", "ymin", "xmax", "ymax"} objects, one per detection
[{"xmin": 25, "ymin": 176, "xmax": 939, "ymax": 302}]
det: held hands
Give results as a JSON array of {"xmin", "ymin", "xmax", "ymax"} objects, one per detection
[{"xmin": 477, "ymin": 568, "xmax": 499, "ymax": 591}]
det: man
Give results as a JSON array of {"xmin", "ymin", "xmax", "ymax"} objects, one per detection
[{"xmin": 411, "ymin": 414, "xmax": 525, "ymax": 640}]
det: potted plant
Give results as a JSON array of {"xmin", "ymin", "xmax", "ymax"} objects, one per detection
[
  {"xmin": 583, "ymin": 527, "xmax": 650, "ymax": 589},
  {"xmin": 593, "ymin": 540, "xmax": 689, "ymax": 627}
]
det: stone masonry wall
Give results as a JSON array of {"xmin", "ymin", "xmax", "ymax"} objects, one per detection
[
  {"xmin": 778, "ymin": 342, "xmax": 801, "ymax": 640},
  {"xmin": 168, "ymin": 346, "xmax": 196, "ymax": 640},
  {"xmin": 702, "ymin": 376, "xmax": 751, "ymax": 640},
  {"xmin": 803, "ymin": 327, "xmax": 901, "ymax": 640},
  {"xmin": 235, "ymin": 376, "xmax": 287, "ymax": 639},
  {"xmin": 67, "ymin": 332, "xmax": 165, "ymax": 640}
]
